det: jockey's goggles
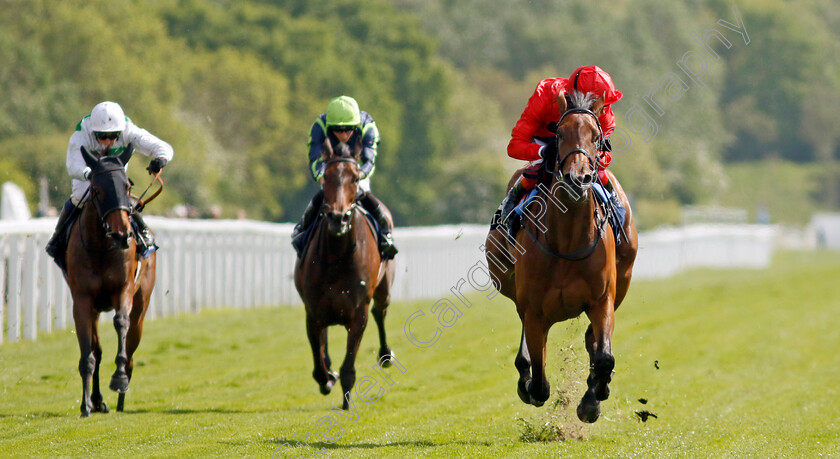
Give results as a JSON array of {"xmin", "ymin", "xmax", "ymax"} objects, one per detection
[{"xmin": 95, "ymin": 131, "xmax": 121, "ymax": 141}]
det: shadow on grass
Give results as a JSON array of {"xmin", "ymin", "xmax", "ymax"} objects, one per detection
[
  {"xmin": 263, "ymin": 438, "xmax": 494, "ymax": 452},
  {"xmin": 127, "ymin": 408, "xmax": 264, "ymax": 415}
]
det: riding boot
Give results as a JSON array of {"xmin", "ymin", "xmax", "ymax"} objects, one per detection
[
  {"xmin": 359, "ymin": 192, "xmax": 398, "ymax": 260},
  {"xmin": 499, "ymin": 178, "xmax": 527, "ymax": 230},
  {"xmin": 45, "ymin": 200, "xmax": 76, "ymax": 259},
  {"xmin": 132, "ymin": 212, "xmax": 157, "ymax": 256},
  {"xmin": 291, "ymin": 191, "xmax": 324, "ymax": 256}
]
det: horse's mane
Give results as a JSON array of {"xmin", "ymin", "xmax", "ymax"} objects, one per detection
[
  {"xmin": 334, "ymin": 142, "xmax": 354, "ymax": 158},
  {"xmin": 566, "ymin": 90, "xmax": 599, "ymax": 110}
]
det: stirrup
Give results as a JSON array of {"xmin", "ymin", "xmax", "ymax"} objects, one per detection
[{"xmin": 379, "ymin": 233, "xmax": 398, "ymax": 260}]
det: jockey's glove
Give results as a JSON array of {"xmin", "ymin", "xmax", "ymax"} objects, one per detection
[
  {"xmin": 539, "ymin": 136, "xmax": 558, "ymax": 164},
  {"xmin": 147, "ymin": 157, "xmax": 168, "ymax": 174}
]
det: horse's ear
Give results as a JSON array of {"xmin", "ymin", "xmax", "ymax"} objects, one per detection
[
  {"xmin": 118, "ymin": 143, "xmax": 134, "ymax": 166},
  {"xmin": 80, "ymin": 146, "xmax": 98, "ymax": 168},
  {"xmin": 322, "ymin": 138, "xmax": 334, "ymax": 161},
  {"xmin": 592, "ymin": 94, "xmax": 606, "ymax": 116},
  {"xmin": 556, "ymin": 91, "xmax": 568, "ymax": 116}
]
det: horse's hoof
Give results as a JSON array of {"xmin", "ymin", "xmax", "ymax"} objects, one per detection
[
  {"xmin": 109, "ymin": 373, "xmax": 130, "ymax": 393},
  {"xmin": 320, "ymin": 371, "xmax": 338, "ymax": 395},
  {"xmin": 80, "ymin": 411, "xmax": 91, "ymax": 419},
  {"xmin": 577, "ymin": 394, "xmax": 601, "ymax": 423},
  {"xmin": 93, "ymin": 401, "xmax": 110, "ymax": 414},
  {"xmin": 523, "ymin": 379, "xmax": 545, "ymax": 407},
  {"xmin": 378, "ymin": 350, "xmax": 395, "ymax": 367}
]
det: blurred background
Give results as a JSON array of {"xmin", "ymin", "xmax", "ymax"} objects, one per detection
[{"xmin": 1, "ymin": 0, "xmax": 838, "ymax": 232}]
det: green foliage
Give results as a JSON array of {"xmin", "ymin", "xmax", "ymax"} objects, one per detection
[
  {"xmin": 717, "ymin": 159, "xmax": 840, "ymax": 225},
  {"xmin": 1, "ymin": 0, "xmax": 838, "ymax": 223}
]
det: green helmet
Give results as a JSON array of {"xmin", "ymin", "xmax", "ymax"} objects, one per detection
[{"xmin": 325, "ymin": 96, "xmax": 361, "ymax": 127}]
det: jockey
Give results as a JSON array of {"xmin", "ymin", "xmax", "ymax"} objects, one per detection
[
  {"xmin": 291, "ymin": 95, "xmax": 398, "ymax": 259},
  {"xmin": 498, "ymin": 65, "xmax": 623, "ymax": 228},
  {"xmin": 45, "ymin": 101, "xmax": 174, "ymax": 260}
]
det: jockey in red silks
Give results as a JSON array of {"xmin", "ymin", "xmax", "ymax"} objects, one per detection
[{"xmin": 497, "ymin": 65, "xmax": 623, "ymax": 228}]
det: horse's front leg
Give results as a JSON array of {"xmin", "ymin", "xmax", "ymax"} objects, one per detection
[
  {"xmin": 90, "ymin": 319, "xmax": 109, "ymax": 413},
  {"xmin": 578, "ymin": 297, "xmax": 616, "ymax": 423},
  {"xmin": 514, "ymin": 325, "xmax": 533, "ymax": 405},
  {"xmin": 523, "ymin": 312, "xmax": 550, "ymax": 407},
  {"xmin": 109, "ymin": 300, "xmax": 131, "ymax": 394},
  {"xmin": 306, "ymin": 315, "xmax": 337, "ymax": 395},
  {"xmin": 73, "ymin": 303, "xmax": 95, "ymax": 418},
  {"xmin": 339, "ymin": 308, "xmax": 368, "ymax": 410}
]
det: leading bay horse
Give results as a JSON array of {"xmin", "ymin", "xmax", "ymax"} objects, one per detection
[
  {"xmin": 485, "ymin": 91, "xmax": 638, "ymax": 423},
  {"xmin": 294, "ymin": 139, "xmax": 396, "ymax": 410},
  {"xmin": 67, "ymin": 145, "xmax": 156, "ymax": 417}
]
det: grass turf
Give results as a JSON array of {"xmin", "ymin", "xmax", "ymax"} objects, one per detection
[{"xmin": 1, "ymin": 250, "xmax": 838, "ymax": 457}]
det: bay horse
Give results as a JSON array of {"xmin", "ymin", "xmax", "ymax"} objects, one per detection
[
  {"xmin": 67, "ymin": 145, "xmax": 156, "ymax": 417},
  {"xmin": 485, "ymin": 91, "xmax": 638, "ymax": 423},
  {"xmin": 294, "ymin": 139, "xmax": 396, "ymax": 410}
]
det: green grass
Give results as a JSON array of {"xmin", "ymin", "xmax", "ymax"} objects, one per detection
[{"xmin": 2, "ymin": 251, "xmax": 840, "ymax": 457}]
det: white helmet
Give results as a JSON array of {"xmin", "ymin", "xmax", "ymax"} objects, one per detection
[{"xmin": 90, "ymin": 101, "xmax": 126, "ymax": 132}]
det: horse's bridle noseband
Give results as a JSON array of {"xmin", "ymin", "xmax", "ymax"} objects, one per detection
[
  {"xmin": 319, "ymin": 157, "xmax": 363, "ymax": 224},
  {"xmin": 548, "ymin": 107, "xmax": 603, "ymax": 182}
]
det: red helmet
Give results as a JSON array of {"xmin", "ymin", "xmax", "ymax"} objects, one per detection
[{"xmin": 565, "ymin": 66, "xmax": 623, "ymax": 105}]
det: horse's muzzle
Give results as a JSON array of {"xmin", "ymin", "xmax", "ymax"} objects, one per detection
[
  {"xmin": 563, "ymin": 173, "xmax": 595, "ymax": 201},
  {"xmin": 325, "ymin": 210, "xmax": 352, "ymax": 236},
  {"xmin": 106, "ymin": 231, "xmax": 132, "ymax": 249}
]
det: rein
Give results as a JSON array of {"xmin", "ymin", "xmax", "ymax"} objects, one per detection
[
  {"xmin": 523, "ymin": 205, "xmax": 608, "ymax": 261},
  {"xmin": 132, "ymin": 172, "xmax": 164, "ymax": 213}
]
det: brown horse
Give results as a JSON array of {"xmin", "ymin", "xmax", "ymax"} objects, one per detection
[
  {"xmin": 294, "ymin": 139, "xmax": 396, "ymax": 410},
  {"xmin": 485, "ymin": 91, "xmax": 638, "ymax": 423},
  {"xmin": 66, "ymin": 145, "xmax": 156, "ymax": 417}
]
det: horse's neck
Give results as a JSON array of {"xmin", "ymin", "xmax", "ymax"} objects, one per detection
[
  {"xmin": 316, "ymin": 215, "xmax": 359, "ymax": 260},
  {"xmin": 545, "ymin": 186, "xmax": 597, "ymax": 247},
  {"xmin": 79, "ymin": 203, "xmax": 111, "ymax": 250}
]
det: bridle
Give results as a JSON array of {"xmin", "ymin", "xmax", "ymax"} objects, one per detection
[
  {"xmin": 87, "ymin": 163, "xmax": 134, "ymax": 246},
  {"xmin": 524, "ymin": 106, "xmax": 609, "ymax": 261},
  {"xmin": 547, "ymin": 107, "xmax": 603, "ymax": 184},
  {"xmin": 319, "ymin": 157, "xmax": 362, "ymax": 228}
]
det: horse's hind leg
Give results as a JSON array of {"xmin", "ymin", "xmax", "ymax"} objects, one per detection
[
  {"xmin": 90, "ymin": 319, "xmax": 109, "ymax": 414},
  {"xmin": 109, "ymin": 308, "xmax": 131, "ymax": 394},
  {"xmin": 118, "ymin": 291, "xmax": 149, "ymax": 412},
  {"xmin": 371, "ymin": 282, "xmax": 395, "ymax": 366},
  {"xmin": 577, "ymin": 299, "xmax": 616, "ymax": 423},
  {"xmin": 74, "ymin": 304, "xmax": 95, "ymax": 418},
  {"xmin": 306, "ymin": 317, "xmax": 337, "ymax": 395},
  {"xmin": 339, "ymin": 311, "xmax": 368, "ymax": 410}
]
